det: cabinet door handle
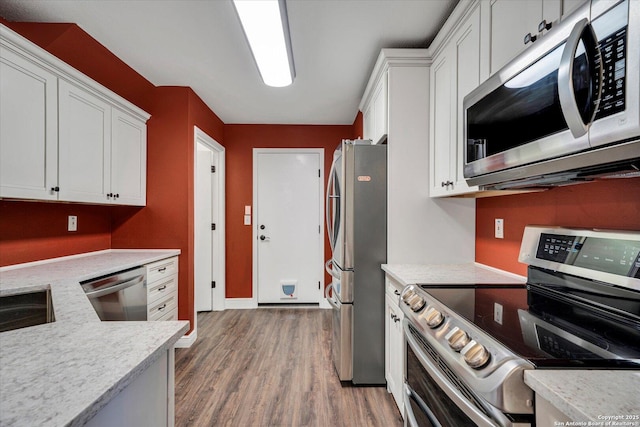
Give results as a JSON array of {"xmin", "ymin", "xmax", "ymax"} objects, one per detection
[
  {"xmin": 394, "ymin": 290, "xmax": 401, "ymax": 296},
  {"xmin": 538, "ymin": 19, "xmax": 552, "ymax": 32},
  {"xmin": 524, "ymin": 32, "xmax": 537, "ymax": 45},
  {"xmin": 394, "ymin": 316, "xmax": 400, "ymax": 323},
  {"xmin": 158, "ymin": 303, "xmax": 167, "ymax": 311},
  {"xmin": 107, "ymin": 193, "xmax": 113, "ymax": 198},
  {"xmin": 158, "ymin": 285, "xmax": 167, "ymax": 291},
  {"xmin": 51, "ymin": 186, "xmax": 60, "ymax": 192}
]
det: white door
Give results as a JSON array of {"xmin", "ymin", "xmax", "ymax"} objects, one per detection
[
  {"xmin": 254, "ymin": 149, "xmax": 323, "ymax": 304},
  {"xmin": 195, "ymin": 144, "xmax": 213, "ymax": 311},
  {"xmin": 194, "ymin": 128, "xmax": 225, "ymax": 313}
]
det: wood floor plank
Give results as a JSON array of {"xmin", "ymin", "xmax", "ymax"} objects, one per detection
[{"xmin": 174, "ymin": 308, "xmax": 403, "ymax": 427}]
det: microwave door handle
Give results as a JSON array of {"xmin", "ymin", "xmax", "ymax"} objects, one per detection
[{"xmin": 558, "ymin": 18, "xmax": 602, "ymax": 138}]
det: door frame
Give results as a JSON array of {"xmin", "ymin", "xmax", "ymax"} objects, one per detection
[
  {"xmin": 193, "ymin": 126, "xmax": 225, "ymax": 312},
  {"xmin": 252, "ymin": 148, "xmax": 325, "ymax": 306}
]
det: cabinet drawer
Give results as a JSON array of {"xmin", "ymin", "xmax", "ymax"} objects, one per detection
[
  {"xmin": 148, "ymin": 293, "xmax": 177, "ymax": 321},
  {"xmin": 146, "ymin": 256, "xmax": 178, "ymax": 283},
  {"xmin": 385, "ymin": 278, "xmax": 403, "ymax": 301},
  {"xmin": 147, "ymin": 274, "xmax": 177, "ymax": 305},
  {"xmin": 157, "ymin": 309, "xmax": 177, "ymax": 322}
]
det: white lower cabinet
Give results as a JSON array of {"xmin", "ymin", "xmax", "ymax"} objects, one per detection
[
  {"xmin": 85, "ymin": 350, "xmax": 175, "ymax": 427},
  {"xmin": 385, "ymin": 277, "xmax": 405, "ymax": 414},
  {"xmin": 147, "ymin": 257, "xmax": 179, "ymax": 321}
]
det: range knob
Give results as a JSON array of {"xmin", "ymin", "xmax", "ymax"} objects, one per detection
[
  {"xmin": 445, "ymin": 327, "xmax": 470, "ymax": 352},
  {"xmin": 462, "ymin": 341, "xmax": 490, "ymax": 369},
  {"xmin": 401, "ymin": 288, "xmax": 416, "ymax": 305},
  {"xmin": 423, "ymin": 307, "xmax": 444, "ymax": 329},
  {"xmin": 407, "ymin": 294, "xmax": 426, "ymax": 312}
]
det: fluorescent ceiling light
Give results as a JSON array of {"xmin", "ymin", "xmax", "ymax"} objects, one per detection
[{"xmin": 233, "ymin": 0, "xmax": 296, "ymax": 87}]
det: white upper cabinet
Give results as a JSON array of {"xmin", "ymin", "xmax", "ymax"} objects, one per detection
[
  {"xmin": 58, "ymin": 80, "xmax": 112, "ymax": 204},
  {"xmin": 481, "ymin": 0, "xmax": 586, "ymax": 79},
  {"xmin": 0, "ymin": 47, "xmax": 58, "ymax": 200},
  {"xmin": 429, "ymin": 2, "xmax": 481, "ymax": 197},
  {"xmin": 111, "ymin": 108, "xmax": 147, "ymax": 205},
  {"xmin": 0, "ymin": 24, "xmax": 150, "ymax": 206},
  {"xmin": 361, "ymin": 70, "xmax": 388, "ymax": 144}
]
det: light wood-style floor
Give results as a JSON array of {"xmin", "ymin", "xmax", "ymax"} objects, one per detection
[{"xmin": 174, "ymin": 308, "xmax": 403, "ymax": 427}]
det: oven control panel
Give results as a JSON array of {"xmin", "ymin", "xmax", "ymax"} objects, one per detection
[{"xmin": 519, "ymin": 226, "xmax": 640, "ymax": 285}]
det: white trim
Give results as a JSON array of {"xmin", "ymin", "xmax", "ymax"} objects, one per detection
[
  {"xmin": 252, "ymin": 148, "xmax": 325, "ymax": 306},
  {"xmin": 175, "ymin": 330, "xmax": 197, "ymax": 348},
  {"xmin": 359, "ymin": 49, "xmax": 430, "ymax": 112},
  {"xmin": 224, "ymin": 298, "xmax": 258, "ymax": 309},
  {"xmin": 193, "ymin": 126, "xmax": 226, "ymax": 322}
]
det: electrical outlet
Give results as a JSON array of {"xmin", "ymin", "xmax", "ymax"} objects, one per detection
[
  {"xmin": 494, "ymin": 302, "xmax": 503, "ymax": 325},
  {"xmin": 495, "ymin": 218, "xmax": 504, "ymax": 239},
  {"xmin": 68, "ymin": 215, "xmax": 77, "ymax": 232}
]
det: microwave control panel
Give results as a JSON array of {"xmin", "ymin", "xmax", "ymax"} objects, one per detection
[{"xmin": 595, "ymin": 26, "xmax": 627, "ymax": 119}]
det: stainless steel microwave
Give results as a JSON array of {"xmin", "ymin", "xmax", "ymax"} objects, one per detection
[{"xmin": 464, "ymin": 0, "xmax": 640, "ymax": 189}]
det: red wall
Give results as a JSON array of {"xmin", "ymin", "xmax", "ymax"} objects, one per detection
[
  {"xmin": 223, "ymin": 124, "xmax": 355, "ymax": 298},
  {"xmin": 0, "ymin": 201, "xmax": 112, "ymax": 265},
  {"xmin": 476, "ymin": 178, "xmax": 640, "ymax": 276}
]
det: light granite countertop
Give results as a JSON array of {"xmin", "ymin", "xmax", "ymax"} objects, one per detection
[
  {"xmin": 0, "ymin": 250, "xmax": 189, "ymax": 427},
  {"xmin": 525, "ymin": 370, "xmax": 640, "ymax": 423},
  {"xmin": 381, "ymin": 262, "xmax": 527, "ymax": 286}
]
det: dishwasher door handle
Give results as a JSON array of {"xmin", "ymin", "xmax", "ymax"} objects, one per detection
[{"xmin": 84, "ymin": 275, "xmax": 145, "ymax": 299}]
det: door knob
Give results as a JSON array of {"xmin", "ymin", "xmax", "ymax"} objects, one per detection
[{"xmin": 260, "ymin": 235, "xmax": 270, "ymax": 241}]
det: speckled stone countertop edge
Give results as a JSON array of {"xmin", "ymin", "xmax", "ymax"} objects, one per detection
[
  {"xmin": 381, "ymin": 262, "xmax": 526, "ymax": 287},
  {"xmin": 68, "ymin": 322, "xmax": 189, "ymax": 427},
  {"xmin": 524, "ymin": 370, "xmax": 640, "ymax": 422}
]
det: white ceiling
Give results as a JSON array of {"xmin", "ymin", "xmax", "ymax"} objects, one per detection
[{"xmin": 0, "ymin": 0, "xmax": 458, "ymax": 125}]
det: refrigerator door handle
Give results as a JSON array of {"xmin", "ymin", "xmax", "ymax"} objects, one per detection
[
  {"xmin": 325, "ymin": 283, "xmax": 340, "ymax": 309},
  {"xmin": 325, "ymin": 153, "xmax": 340, "ymax": 252},
  {"xmin": 325, "ymin": 259, "xmax": 340, "ymax": 279}
]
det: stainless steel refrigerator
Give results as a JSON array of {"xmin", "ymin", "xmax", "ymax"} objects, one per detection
[{"xmin": 325, "ymin": 139, "xmax": 387, "ymax": 384}]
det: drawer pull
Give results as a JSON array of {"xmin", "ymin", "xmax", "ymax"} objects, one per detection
[
  {"xmin": 157, "ymin": 303, "xmax": 167, "ymax": 311},
  {"xmin": 158, "ymin": 267, "xmax": 167, "ymax": 273},
  {"xmin": 158, "ymin": 285, "xmax": 167, "ymax": 291}
]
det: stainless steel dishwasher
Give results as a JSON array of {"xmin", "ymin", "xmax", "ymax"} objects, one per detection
[{"xmin": 81, "ymin": 266, "xmax": 147, "ymax": 321}]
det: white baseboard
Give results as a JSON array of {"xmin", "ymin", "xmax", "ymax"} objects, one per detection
[
  {"xmin": 175, "ymin": 329, "xmax": 197, "ymax": 348},
  {"xmin": 224, "ymin": 298, "xmax": 257, "ymax": 309}
]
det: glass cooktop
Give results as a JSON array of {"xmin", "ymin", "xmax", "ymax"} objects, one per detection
[{"xmin": 417, "ymin": 282, "xmax": 640, "ymax": 369}]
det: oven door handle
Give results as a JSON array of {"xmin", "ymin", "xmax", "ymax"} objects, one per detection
[
  {"xmin": 404, "ymin": 321, "xmax": 505, "ymax": 427},
  {"xmin": 404, "ymin": 383, "xmax": 443, "ymax": 427}
]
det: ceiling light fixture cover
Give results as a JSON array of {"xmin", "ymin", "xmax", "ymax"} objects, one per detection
[{"xmin": 232, "ymin": 0, "xmax": 296, "ymax": 87}]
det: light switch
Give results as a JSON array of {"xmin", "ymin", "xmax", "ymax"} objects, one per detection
[
  {"xmin": 495, "ymin": 219, "xmax": 504, "ymax": 239},
  {"xmin": 68, "ymin": 215, "xmax": 77, "ymax": 232},
  {"xmin": 244, "ymin": 205, "xmax": 251, "ymax": 215},
  {"xmin": 244, "ymin": 215, "xmax": 251, "ymax": 226}
]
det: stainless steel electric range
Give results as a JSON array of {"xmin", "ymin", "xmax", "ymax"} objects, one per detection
[{"xmin": 400, "ymin": 226, "xmax": 640, "ymax": 427}]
